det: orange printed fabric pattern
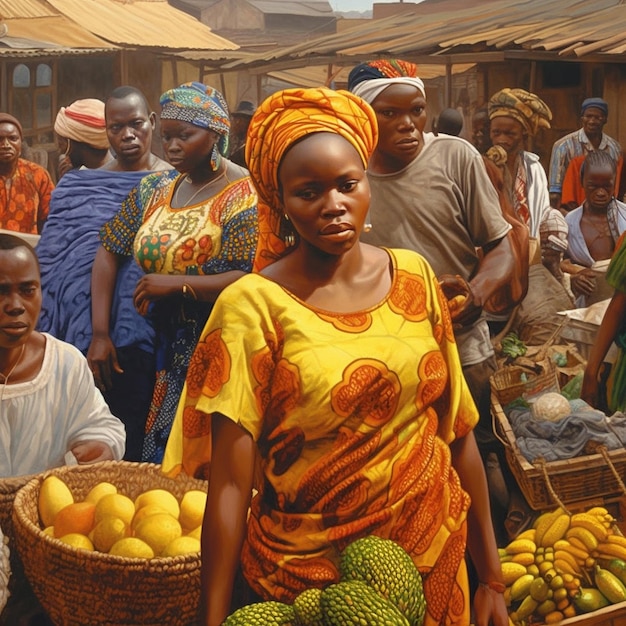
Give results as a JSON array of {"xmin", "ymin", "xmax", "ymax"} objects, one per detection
[
  {"xmin": 0, "ymin": 158, "xmax": 54, "ymax": 233},
  {"xmin": 244, "ymin": 87, "xmax": 378, "ymax": 271},
  {"xmin": 163, "ymin": 248, "xmax": 478, "ymax": 625}
]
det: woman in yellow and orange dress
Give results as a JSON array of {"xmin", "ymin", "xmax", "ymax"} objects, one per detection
[{"xmin": 163, "ymin": 87, "xmax": 507, "ymax": 626}]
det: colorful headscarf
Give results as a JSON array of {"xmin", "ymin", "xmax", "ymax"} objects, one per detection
[
  {"xmin": 246, "ymin": 86, "xmax": 378, "ymax": 271},
  {"xmin": 347, "ymin": 59, "xmax": 425, "ymax": 105},
  {"xmin": 54, "ymin": 98, "xmax": 109, "ymax": 149},
  {"xmin": 0, "ymin": 113, "xmax": 22, "ymax": 138},
  {"xmin": 159, "ymin": 81, "xmax": 230, "ymax": 158},
  {"xmin": 488, "ymin": 88, "xmax": 552, "ymax": 137}
]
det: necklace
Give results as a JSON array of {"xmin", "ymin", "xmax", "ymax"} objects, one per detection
[
  {"xmin": 0, "ymin": 343, "xmax": 26, "ymax": 385},
  {"xmin": 174, "ymin": 170, "xmax": 227, "ymax": 208},
  {"xmin": 583, "ymin": 209, "xmax": 614, "ymax": 248}
]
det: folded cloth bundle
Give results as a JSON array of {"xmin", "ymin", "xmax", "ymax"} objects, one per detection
[{"xmin": 508, "ymin": 404, "xmax": 626, "ymax": 462}]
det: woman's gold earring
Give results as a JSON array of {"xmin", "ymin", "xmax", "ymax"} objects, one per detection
[
  {"xmin": 281, "ymin": 214, "xmax": 295, "ymax": 246},
  {"xmin": 363, "ymin": 211, "xmax": 372, "ymax": 233}
]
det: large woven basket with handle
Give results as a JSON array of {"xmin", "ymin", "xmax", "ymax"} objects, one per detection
[{"xmin": 12, "ymin": 460, "xmax": 207, "ymax": 626}]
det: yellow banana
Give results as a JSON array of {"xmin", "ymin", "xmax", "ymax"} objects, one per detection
[
  {"xmin": 570, "ymin": 513, "xmax": 609, "ymax": 541},
  {"xmin": 506, "ymin": 538, "xmax": 537, "ymax": 555},
  {"xmin": 510, "ymin": 552, "xmax": 535, "ymax": 567},
  {"xmin": 553, "ymin": 539, "xmax": 589, "ymax": 564},
  {"xmin": 516, "ymin": 528, "xmax": 537, "ymax": 542},
  {"xmin": 605, "ymin": 532, "xmax": 626, "ymax": 548},
  {"xmin": 534, "ymin": 507, "xmax": 565, "ymax": 546},
  {"xmin": 501, "ymin": 561, "xmax": 528, "ymax": 586},
  {"xmin": 567, "ymin": 536, "xmax": 592, "ymax": 557},
  {"xmin": 540, "ymin": 513, "xmax": 571, "ymax": 548},
  {"xmin": 566, "ymin": 526, "xmax": 599, "ymax": 552},
  {"xmin": 554, "ymin": 558, "xmax": 581, "ymax": 577},
  {"xmin": 554, "ymin": 549, "xmax": 582, "ymax": 573},
  {"xmin": 510, "ymin": 573, "xmax": 535, "ymax": 601},
  {"xmin": 585, "ymin": 506, "xmax": 609, "ymax": 518},
  {"xmin": 535, "ymin": 598, "xmax": 556, "ymax": 616},
  {"xmin": 511, "ymin": 595, "xmax": 539, "ymax": 621},
  {"xmin": 544, "ymin": 610, "xmax": 565, "ymax": 624},
  {"xmin": 595, "ymin": 541, "xmax": 626, "ymax": 563}
]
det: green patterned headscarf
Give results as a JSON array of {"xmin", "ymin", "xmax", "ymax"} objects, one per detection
[
  {"xmin": 488, "ymin": 88, "xmax": 552, "ymax": 137},
  {"xmin": 160, "ymin": 82, "xmax": 230, "ymax": 158}
]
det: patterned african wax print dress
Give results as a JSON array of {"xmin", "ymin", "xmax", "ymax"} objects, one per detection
[
  {"xmin": 606, "ymin": 232, "xmax": 626, "ymax": 412},
  {"xmin": 100, "ymin": 166, "xmax": 258, "ymax": 463},
  {"xmin": 164, "ymin": 248, "xmax": 478, "ymax": 626}
]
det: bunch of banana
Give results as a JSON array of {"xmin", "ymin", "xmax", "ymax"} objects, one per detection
[{"xmin": 498, "ymin": 505, "xmax": 626, "ymax": 624}]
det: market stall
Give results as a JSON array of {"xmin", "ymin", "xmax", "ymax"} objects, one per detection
[{"xmin": 490, "ymin": 300, "xmax": 626, "ymax": 624}]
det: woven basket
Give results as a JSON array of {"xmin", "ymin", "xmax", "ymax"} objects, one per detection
[
  {"xmin": 12, "ymin": 461, "xmax": 207, "ymax": 626},
  {"xmin": 0, "ymin": 473, "xmax": 37, "ymax": 619},
  {"xmin": 492, "ymin": 393, "xmax": 626, "ymax": 511},
  {"xmin": 490, "ymin": 362, "xmax": 559, "ymax": 406}
]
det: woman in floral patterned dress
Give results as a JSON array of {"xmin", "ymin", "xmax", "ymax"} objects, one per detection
[{"xmin": 88, "ymin": 82, "xmax": 257, "ymax": 463}]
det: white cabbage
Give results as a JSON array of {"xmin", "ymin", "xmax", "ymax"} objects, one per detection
[{"xmin": 532, "ymin": 392, "xmax": 571, "ymax": 422}]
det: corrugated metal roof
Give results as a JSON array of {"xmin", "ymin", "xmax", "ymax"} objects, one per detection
[
  {"xmin": 0, "ymin": 0, "xmax": 58, "ymax": 19},
  {"xmin": 267, "ymin": 62, "xmax": 475, "ymax": 87},
  {"xmin": 249, "ymin": 0, "xmax": 334, "ymax": 17},
  {"xmin": 43, "ymin": 0, "xmax": 239, "ymax": 50},
  {"xmin": 2, "ymin": 17, "xmax": 117, "ymax": 48},
  {"xmin": 221, "ymin": 0, "xmax": 626, "ymax": 71},
  {"xmin": 0, "ymin": 0, "xmax": 238, "ymax": 51}
]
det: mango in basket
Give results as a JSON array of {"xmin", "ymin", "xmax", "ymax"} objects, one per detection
[
  {"xmin": 91, "ymin": 516, "xmax": 130, "ymax": 553},
  {"xmin": 134, "ymin": 489, "xmax": 180, "ymax": 520},
  {"xmin": 131, "ymin": 503, "xmax": 169, "ymax": 532},
  {"xmin": 179, "ymin": 490, "xmax": 207, "ymax": 531},
  {"xmin": 134, "ymin": 513, "xmax": 182, "ymax": 556},
  {"xmin": 84, "ymin": 481, "xmax": 118, "ymax": 505},
  {"xmin": 109, "ymin": 537, "xmax": 154, "ymax": 559},
  {"xmin": 95, "ymin": 493, "xmax": 135, "ymax": 526},
  {"xmin": 187, "ymin": 525, "xmax": 202, "ymax": 541},
  {"xmin": 58, "ymin": 532, "xmax": 94, "ymax": 551},
  {"xmin": 53, "ymin": 502, "xmax": 96, "ymax": 538},
  {"xmin": 39, "ymin": 475, "xmax": 74, "ymax": 527},
  {"xmin": 161, "ymin": 536, "xmax": 201, "ymax": 557}
]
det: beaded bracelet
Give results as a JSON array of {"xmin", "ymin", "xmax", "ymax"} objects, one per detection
[{"xmin": 479, "ymin": 581, "xmax": 506, "ymax": 594}]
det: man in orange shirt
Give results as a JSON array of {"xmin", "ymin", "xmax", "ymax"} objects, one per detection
[{"xmin": 0, "ymin": 113, "xmax": 54, "ymax": 234}]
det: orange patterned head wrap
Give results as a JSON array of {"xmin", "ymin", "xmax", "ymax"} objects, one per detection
[{"xmin": 246, "ymin": 87, "xmax": 378, "ymax": 271}]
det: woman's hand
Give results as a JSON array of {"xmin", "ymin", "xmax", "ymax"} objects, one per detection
[
  {"xmin": 133, "ymin": 274, "xmax": 183, "ymax": 316},
  {"xmin": 439, "ymin": 274, "xmax": 482, "ymax": 328},
  {"xmin": 570, "ymin": 268, "xmax": 597, "ymax": 298},
  {"xmin": 87, "ymin": 334, "xmax": 122, "ymax": 392},
  {"xmin": 581, "ymin": 368, "xmax": 601, "ymax": 408},
  {"xmin": 473, "ymin": 584, "xmax": 510, "ymax": 626},
  {"xmin": 71, "ymin": 441, "xmax": 114, "ymax": 464}
]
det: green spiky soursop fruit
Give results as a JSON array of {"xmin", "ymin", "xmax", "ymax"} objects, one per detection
[
  {"xmin": 339, "ymin": 536, "xmax": 425, "ymax": 626},
  {"xmin": 222, "ymin": 600, "xmax": 295, "ymax": 625},
  {"xmin": 321, "ymin": 580, "xmax": 410, "ymax": 625},
  {"xmin": 293, "ymin": 587, "xmax": 324, "ymax": 626}
]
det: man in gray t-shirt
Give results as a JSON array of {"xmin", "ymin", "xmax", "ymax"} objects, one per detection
[{"xmin": 349, "ymin": 62, "xmax": 517, "ymax": 542}]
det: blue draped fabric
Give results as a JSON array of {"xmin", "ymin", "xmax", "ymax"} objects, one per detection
[{"xmin": 36, "ymin": 169, "xmax": 155, "ymax": 354}]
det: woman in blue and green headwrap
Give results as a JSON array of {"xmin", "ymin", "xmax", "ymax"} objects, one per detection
[{"xmin": 89, "ymin": 82, "xmax": 258, "ymax": 464}]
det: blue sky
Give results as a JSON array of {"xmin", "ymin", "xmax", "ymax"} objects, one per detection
[{"xmin": 331, "ymin": 0, "xmax": 424, "ymax": 13}]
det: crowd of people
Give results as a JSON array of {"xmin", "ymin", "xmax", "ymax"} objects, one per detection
[{"xmin": 1, "ymin": 60, "xmax": 625, "ymax": 625}]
